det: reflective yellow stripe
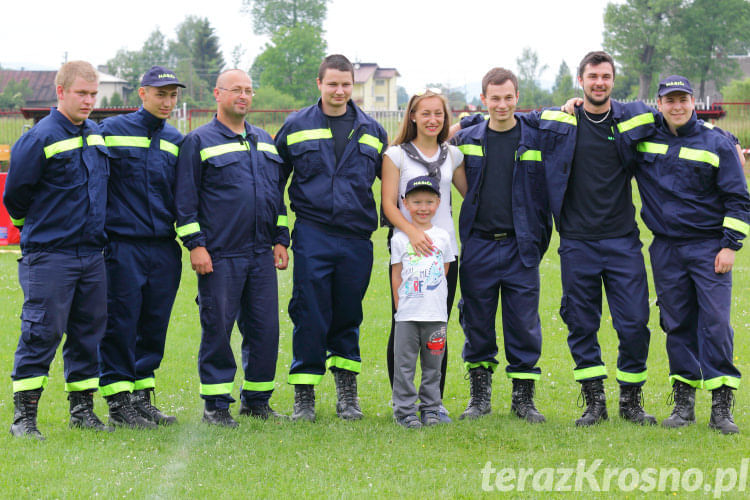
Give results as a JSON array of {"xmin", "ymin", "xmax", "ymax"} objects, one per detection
[
  {"xmin": 724, "ymin": 216, "xmax": 750, "ymax": 236},
  {"xmin": 358, "ymin": 133, "xmax": 383, "ymax": 153},
  {"xmin": 200, "ymin": 142, "xmax": 250, "ymax": 161},
  {"xmin": 286, "ymin": 128, "xmax": 332, "ymax": 146},
  {"xmin": 44, "ymin": 137, "xmax": 83, "ymax": 158},
  {"xmin": 133, "ymin": 378, "xmax": 155, "ymax": 391},
  {"xmin": 616, "ymin": 369, "xmax": 648, "ymax": 384},
  {"xmin": 176, "ymin": 222, "xmax": 200, "ymax": 237},
  {"xmin": 669, "ymin": 374, "xmax": 703, "ymax": 389},
  {"xmin": 506, "ymin": 372, "xmax": 541, "ymax": 380},
  {"xmin": 540, "ymin": 109, "xmax": 577, "ymax": 126},
  {"xmin": 200, "ymin": 382, "xmax": 234, "ymax": 396},
  {"xmin": 288, "ymin": 373, "xmax": 324, "ymax": 385},
  {"xmin": 277, "ymin": 215, "xmax": 289, "ymax": 227},
  {"xmin": 679, "ymin": 147, "xmax": 719, "ymax": 168},
  {"xmin": 86, "ymin": 134, "xmax": 105, "ymax": 146},
  {"xmin": 99, "ymin": 381, "xmax": 134, "ymax": 397},
  {"xmin": 13, "ymin": 376, "xmax": 48, "ymax": 393},
  {"xmin": 519, "ymin": 149, "xmax": 542, "ymax": 162},
  {"xmin": 160, "ymin": 140, "xmax": 179, "ymax": 156},
  {"xmin": 637, "ymin": 142, "xmax": 668, "ymax": 155},
  {"xmin": 65, "ymin": 378, "xmax": 99, "ymax": 392},
  {"xmin": 242, "ymin": 380, "xmax": 275, "ymax": 392},
  {"xmin": 464, "ymin": 361, "xmax": 498, "ymax": 371},
  {"xmin": 616, "ymin": 112, "xmax": 654, "ymax": 133},
  {"xmin": 10, "ymin": 215, "xmax": 25, "ymax": 226},
  {"xmin": 702, "ymin": 122, "xmax": 715, "ymax": 129},
  {"xmin": 458, "ymin": 144, "xmax": 483, "ymax": 157},
  {"xmin": 704, "ymin": 376, "xmax": 740, "ymax": 391},
  {"xmin": 325, "ymin": 356, "xmax": 361, "ymax": 373},
  {"xmin": 573, "ymin": 365, "xmax": 607, "ymax": 381},
  {"xmin": 105, "ymin": 136, "xmax": 150, "ymax": 148},
  {"xmin": 257, "ymin": 142, "xmax": 278, "ymax": 155}
]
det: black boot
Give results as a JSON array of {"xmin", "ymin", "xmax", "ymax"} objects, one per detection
[
  {"xmin": 291, "ymin": 384, "xmax": 316, "ymax": 422},
  {"xmin": 511, "ymin": 379, "xmax": 545, "ymax": 423},
  {"xmin": 69, "ymin": 391, "xmax": 113, "ymax": 432},
  {"xmin": 459, "ymin": 367, "xmax": 492, "ymax": 420},
  {"xmin": 239, "ymin": 400, "xmax": 288, "ymax": 420},
  {"xmin": 709, "ymin": 385, "xmax": 739, "ymax": 435},
  {"xmin": 10, "ymin": 389, "xmax": 44, "ymax": 440},
  {"xmin": 333, "ymin": 370, "xmax": 363, "ymax": 420},
  {"xmin": 662, "ymin": 380, "xmax": 696, "ymax": 428},
  {"xmin": 619, "ymin": 385, "xmax": 656, "ymax": 425},
  {"xmin": 105, "ymin": 392, "xmax": 157, "ymax": 429},
  {"xmin": 575, "ymin": 379, "xmax": 608, "ymax": 426},
  {"xmin": 202, "ymin": 407, "xmax": 238, "ymax": 428},
  {"xmin": 132, "ymin": 389, "xmax": 177, "ymax": 425}
]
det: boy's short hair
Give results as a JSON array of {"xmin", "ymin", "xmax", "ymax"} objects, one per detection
[
  {"xmin": 55, "ymin": 61, "xmax": 98, "ymax": 90},
  {"xmin": 318, "ymin": 54, "xmax": 354, "ymax": 81},
  {"xmin": 482, "ymin": 67, "xmax": 518, "ymax": 94},
  {"xmin": 577, "ymin": 51, "xmax": 616, "ymax": 79}
]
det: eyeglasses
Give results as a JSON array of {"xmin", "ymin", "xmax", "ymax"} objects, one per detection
[
  {"xmin": 414, "ymin": 87, "xmax": 443, "ymax": 97},
  {"xmin": 218, "ymin": 87, "xmax": 256, "ymax": 97}
]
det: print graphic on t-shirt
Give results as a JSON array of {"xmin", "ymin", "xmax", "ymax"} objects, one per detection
[{"xmin": 401, "ymin": 243, "xmax": 445, "ymax": 298}]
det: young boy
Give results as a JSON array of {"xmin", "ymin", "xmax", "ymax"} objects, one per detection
[{"xmin": 390, "ymin": 176, "xmax": 455, "ymax": 428}]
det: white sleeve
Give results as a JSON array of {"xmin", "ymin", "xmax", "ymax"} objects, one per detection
[
  {"xmin": 447, "ymin": 144, "xmax": 464, "ymax": 173},
  {"xmin": 440, "ymin": 233, "xmax": 455, "ymax": 263},
  {"xmin": 390, "ymin": 233, "xmax": 406, "ymax": 264},
  {"xmin": 384, "ymin": 145, "xmax": 404, "ymax": 171}
]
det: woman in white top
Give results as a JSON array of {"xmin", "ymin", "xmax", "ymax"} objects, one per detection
[{"xmin": 381, "ymin": 89, "xmax": 468, "ymax": 417}]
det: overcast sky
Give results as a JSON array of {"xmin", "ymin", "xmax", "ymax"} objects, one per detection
[{"xmin": 1, "ymin": 0, "xmax": 616, "ymax": 95}]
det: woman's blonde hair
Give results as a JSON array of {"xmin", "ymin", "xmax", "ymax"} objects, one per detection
[{"xmin": 391, "ymin": 90, "xmax": 451, "ymax": 146}]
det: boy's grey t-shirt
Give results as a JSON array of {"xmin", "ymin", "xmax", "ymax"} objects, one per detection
[{"xmin": 390, "ymin": 226, "xmax": 455, "ymax": 322}]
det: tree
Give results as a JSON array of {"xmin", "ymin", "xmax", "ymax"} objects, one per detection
[
  {"xmin": 169, "ymin": 16, "xmax": 225, "ymax": 102},
  {"xmin": 109, "ymin": 93, "xmax": 124, "ymax": 107},
  {"xmin": 551, "ymin": 61, "xmax": 577, "ymax": 105},
  {"xmin": 106, "ymin": 28, "xmax": 171, "ymax": 103},
  {"xmin": 603, "ymin": 0, "xmax": 681, "ymax": 100},
  {"xmin": 721, "ymin": 77, "xmax": 750, "ymax": 102},
  {"xmin": 252, "ymin": 86, "xmax": 304, "ymax": 109},
  {"xmin": 252, "ymin": 24, "xmax": 326, "ymax": 103},
  {"xmin": 0, "ymin": 78, "xmax": 32, "ymax": 109},
  {"xmin": 516, "ymin": 47, "xmax": 552, "ymax": 108},
  {"xmin": 231, "ymin": 45, "xmax": 246, "ymax": 69},
  {"xmin": 397, "ymin": 86, "xmax": 409, "ymax": 108},
  {"xmin": 670, "ymin": 0, "xmax": 750, "ymax": 99},
  {"xmin": 242, "ymin": 0, "xmax": 328, "ymax": 35}
]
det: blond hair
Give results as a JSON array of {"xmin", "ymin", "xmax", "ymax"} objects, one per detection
[
  {"xmin": 392, "ymin": 91, "xmax": 451, "ymax": 146},
  {"xmin": 55, "ymin": 61, "xmax": 98, "ymax": 90}
]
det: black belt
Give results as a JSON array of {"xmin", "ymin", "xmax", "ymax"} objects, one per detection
[{"xmin": 473, "ymin": 230, "xmax": 514, "ymax": 241}]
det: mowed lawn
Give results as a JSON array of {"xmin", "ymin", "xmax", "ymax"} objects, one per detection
[{"xmin": 0, "ymin": 179, "xmax": 748, "ymax": 499}]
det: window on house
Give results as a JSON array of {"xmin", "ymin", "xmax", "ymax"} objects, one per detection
[
  {"xmin": 375, "ymin": 79, "xmax": 385, "ymax": 86},
  {"xmin": 375, "ymin": 96, "xmax": 385, "ymax": 102}
]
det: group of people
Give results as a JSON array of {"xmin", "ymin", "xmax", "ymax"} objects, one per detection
[{"xmin": 3, "ymin": 50, "xmax": 747, "ymax": 440}]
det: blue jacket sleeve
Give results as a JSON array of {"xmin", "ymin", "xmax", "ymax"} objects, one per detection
[
  {"xmin": 716, "ymin": 135, "xmax": 750, "ymax": 250},
  {"xmin": 3, "ymin": 131, "xmax": 45, "ymax": 228},
  {"xmin": 174, "ymin": 133, "xmax": 206, "ymax": 250}
]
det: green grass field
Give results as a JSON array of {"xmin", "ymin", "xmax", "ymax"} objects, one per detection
[{"xmin": 0, "ymin": 180, "xmax": 748, "ymax": 499}]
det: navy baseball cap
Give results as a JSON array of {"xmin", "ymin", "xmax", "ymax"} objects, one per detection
[
  {"xmin": 141, "ymin": 66, "xmax": 185, "ymax": 88},
  {"xmin": 658, "ymin": 75, "xmax": 693, "ymax": 97},
  {"xmin": 404, "ymin": 175, "xmax": 440, "ymax": 197}
]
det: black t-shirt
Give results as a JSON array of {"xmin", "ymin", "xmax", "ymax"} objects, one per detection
[
  {"xmin": 326, "ymin": 106, "xmax": 356, "ymax": 164},
  {"xmin": 559, "ymin": 109, "xmax": 636, "ymax": 239},
  {"xmin": 473, "ymin": 123, "xmax": 520, "ymax": 233}
]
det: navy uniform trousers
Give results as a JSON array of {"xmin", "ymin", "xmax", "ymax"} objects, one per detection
[
  {"xmin": 459, "ymin": 235, "xmax": 542, "ymax": 378},
  {"xmin": 650, "ymin": 237, "xmax": 740, "ymax": 390},
  {"xmin": 287, "ymin": 221, "xmax": 373, "ymax": 385},
  {"xmin": 12, "ymin": 251, "xmax": 106, "ymax": 393},
  {"xmin": 197, "ymin": 249, "xmax": 279, "ymax": 409},
  {"xmin": 98, "ymin": 239, "xmax": 181, "ymax": 396},
  {"xmin": 558, "ymin": 233, "xmax": 651, "ymax": 386}
]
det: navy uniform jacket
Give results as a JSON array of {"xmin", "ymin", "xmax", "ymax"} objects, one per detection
[
  {"xmin": 3, "ymin": 107, "xmax": 108, "ymax": 254},
  {"xmin": 527, "ymin": 100, "xmax": 657, "ymax": 229},
  {"xmin": 101, "ymin": 107, "xmax": 183, "ymax": 240},
  {"xmin": 452, "ymin": 114, "xmax": 552, "ymax": 267},
  {"xmin": 274, "ymin": 99, "xmax": 387, "ymax": 238},
  {"xmin": 634, "ymin": 112, "xmax": 750, "ymax": 249},
  {"xmin": 174, "ymin": 117, "xmax": 289, "ymax": 256}
]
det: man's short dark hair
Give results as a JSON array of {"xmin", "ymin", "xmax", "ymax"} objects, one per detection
[
  {"xmin": 481, "ymin": 67, "xmax": 518, "ymax": 95},
  {"xmin": 577, "ymin": 51, "xmax": 616, "ymax": 79},
  {"xmin": 318, "ymin": 54, "xmax": 354, "ymax": 81}
]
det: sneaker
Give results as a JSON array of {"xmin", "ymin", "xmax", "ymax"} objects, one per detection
[
  {"xmin": 420, "ymin": 410, "xmax": 441, "ymax": 426},
  {"xmin": 396, "ymin": 414, "xmax": 422, "ymax": 429},
  {"xmin": 438, "ymin": 405, "xmax": 452, "ymax": 424}
]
